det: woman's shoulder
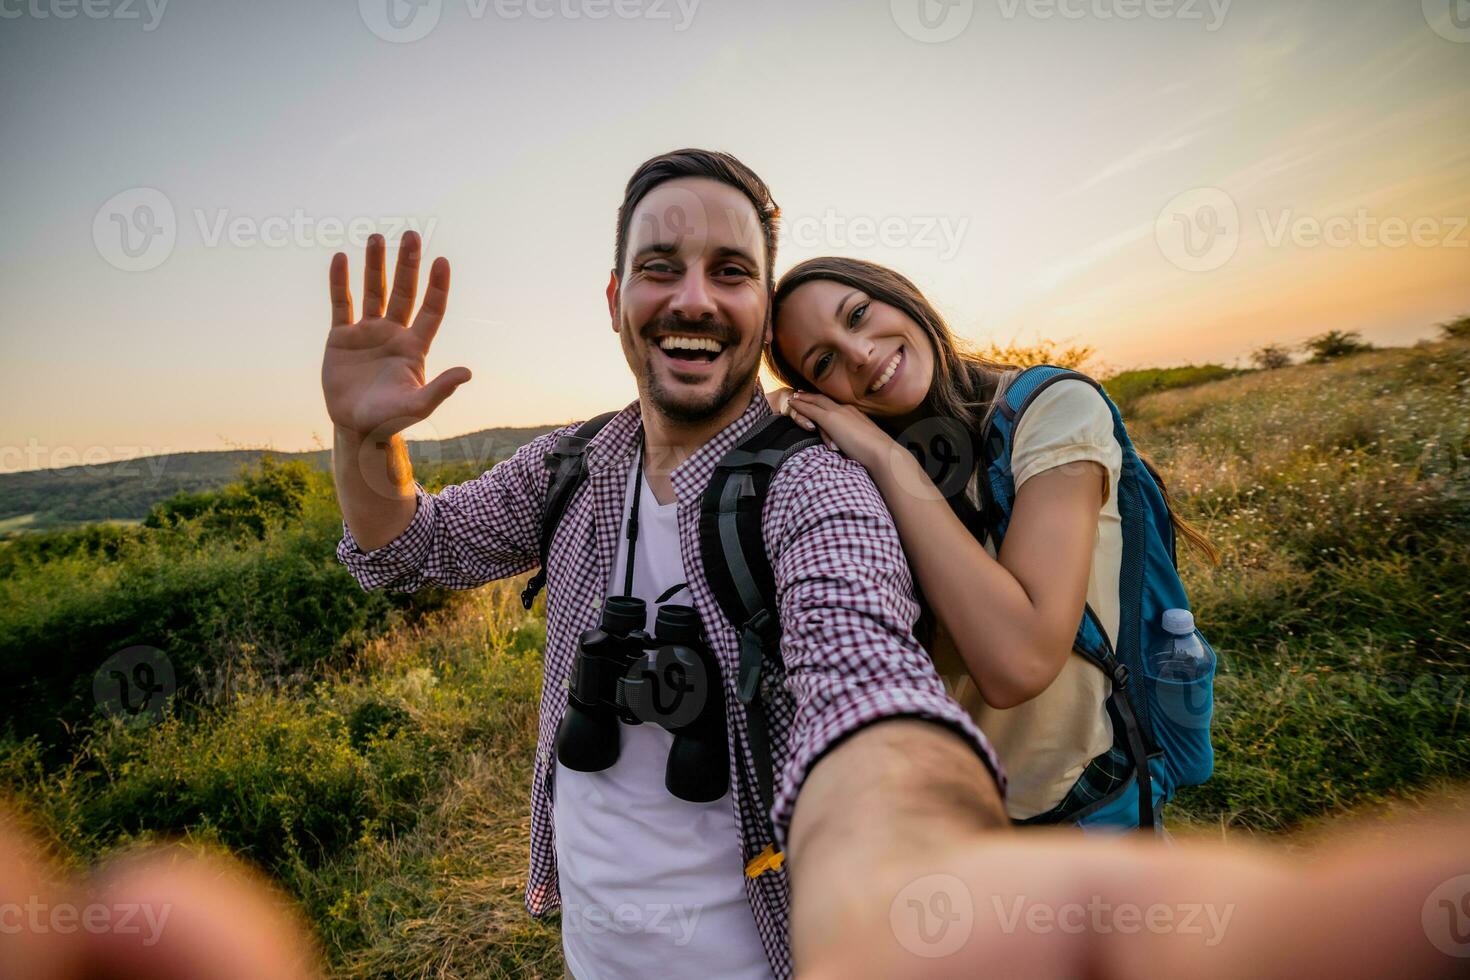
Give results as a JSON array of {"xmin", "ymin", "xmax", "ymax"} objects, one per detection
[
  {"xmin": 1008, "ymin": 370, "xmax": 1114, "ymax": 434},
  {"xmin": 1004, "ymin": 370, "xmax": 1121, "ymax": 485}
]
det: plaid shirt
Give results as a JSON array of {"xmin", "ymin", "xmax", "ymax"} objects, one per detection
[{"xmin": 336, "ymin": 385, "xmax": 1004, "ymax": 978}]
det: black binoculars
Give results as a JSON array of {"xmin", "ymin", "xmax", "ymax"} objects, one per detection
[{"xmin": 555, "ymin": 596, "xmax": 729, "ymax": 803}]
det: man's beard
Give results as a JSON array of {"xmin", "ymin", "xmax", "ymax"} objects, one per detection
[{"xmin": 638, "ymin": 314, "xmax": 761, "ymax": 424}]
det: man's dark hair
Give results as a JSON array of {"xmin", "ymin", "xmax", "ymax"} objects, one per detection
[{"xmin": 613, "ymin": 148, "xmax": 780, "ymax": 286}]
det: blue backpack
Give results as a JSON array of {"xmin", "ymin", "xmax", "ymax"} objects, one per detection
[{"xmin": 978, "ymin": 366, "xmax": 1216, "ymax": 831}]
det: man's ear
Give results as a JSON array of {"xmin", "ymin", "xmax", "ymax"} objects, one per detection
[
  {"xmin": 606, "ymin": 271, "xmax": 620, "ymax": 331},
  {"xmin": 762, "ymin": 291, "xmax": 774, "ymax": 346}
]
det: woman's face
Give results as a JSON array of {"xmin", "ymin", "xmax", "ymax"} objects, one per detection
[{"xmin": 773, "ymin": 279, "xmax": 935, "ymax": 417}]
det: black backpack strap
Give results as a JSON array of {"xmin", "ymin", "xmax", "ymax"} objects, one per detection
[
  {"xmin": 520, "ymin": 411, "xmax": 619, "ymax": 610},
  {"xmin": 699, "ymin": 414, "xmax": 819, "ymax": 864}
]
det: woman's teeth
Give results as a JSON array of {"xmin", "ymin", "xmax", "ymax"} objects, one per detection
[{"xmin": 869, "ymin": 348, "xmax": 903, "ymax": 393}]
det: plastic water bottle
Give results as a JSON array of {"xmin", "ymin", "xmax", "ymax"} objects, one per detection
[{"xmin": 1159, "ymin": 609, "xmax": 1210, "ymax": 679}]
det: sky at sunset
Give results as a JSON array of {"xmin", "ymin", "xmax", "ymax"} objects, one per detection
[{"xmin": 2, "ymin": 0, "xmax": 1467, "ymax": 472}]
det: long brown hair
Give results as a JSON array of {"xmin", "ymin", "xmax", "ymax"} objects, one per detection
[
  {"xmin": 765, "ymin": 256, "xmax": 1217, "ymax": 564},
  {"xmin": 767, "ymin": 257, "xmax": 1011, "ymax": 437}
]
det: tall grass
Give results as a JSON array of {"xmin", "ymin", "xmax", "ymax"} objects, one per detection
[
  {"xmin": 0, "ymin": 340, "xmax": 1466, "ymax": 974},
  {"xmin": 1131, "ymin": 340, "xmax": 1470, "ymax": 830}
]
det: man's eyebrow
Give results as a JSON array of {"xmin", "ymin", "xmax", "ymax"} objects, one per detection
[{"xmin": 631, "ymin": 241, "xmax": 678, "ymax": 258}]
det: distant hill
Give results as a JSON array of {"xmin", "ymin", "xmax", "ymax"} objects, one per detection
[{"xmin": 0, "ymin": 424, "xmax": 560, "ymax": 533}]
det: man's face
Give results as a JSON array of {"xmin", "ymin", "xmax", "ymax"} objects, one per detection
[{"xmin": 609, "ymin": 177, "xmax": 770, "ymax": 424}]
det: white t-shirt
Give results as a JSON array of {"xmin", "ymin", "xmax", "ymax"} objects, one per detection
[
  {"xmin": 933, "ymin": 379, "xmax": 1123, "ymax": 819},
  {"xmin": 552, "ymin": 460, "xmax": 772, "ymax": 980}
]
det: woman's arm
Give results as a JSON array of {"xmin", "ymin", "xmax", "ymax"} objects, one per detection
[{"xmin": 782, "ymin": 390, "xmax": 1104, "ymax": 709}]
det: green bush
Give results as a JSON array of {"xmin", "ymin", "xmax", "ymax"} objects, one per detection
[
  {"xmin": 1102, "ymin": 364, "xmax": 1240, "ymax": 413},
  {"xmin": 1250, "ymin": 344, "xmax": 1293, "ymax": 370},
  {"xmin": 1303, "ymin": 329, "xmax": 1372, "ymax": 362},
  {"xmin": 0, "ymin": 459, "xmax": 461, "ymax": 753}
]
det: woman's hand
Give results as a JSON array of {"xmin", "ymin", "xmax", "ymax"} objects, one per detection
[{"xmin": 781, "ymin": 390, "xmax": 897, "ymax": 473}]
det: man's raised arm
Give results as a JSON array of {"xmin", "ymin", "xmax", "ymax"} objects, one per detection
[{"xmin": 323, "ymin": 231, "xmax": 563, "ymax": 593}]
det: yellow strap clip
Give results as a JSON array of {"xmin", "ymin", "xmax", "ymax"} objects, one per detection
[{"xmin": 744, "ymin": 843, "xmax": 785, "ymax": 878}]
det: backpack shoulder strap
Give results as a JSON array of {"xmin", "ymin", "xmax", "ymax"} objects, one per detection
[
  {"xmin": 980, "ymin": 365, "xmax": 1104, "ymax": 532},
  {"xmin": 699, "ymin": 413, "xmax": 820, "ymax": 687},
  {"xmin": 698, "ymin": 413, "xmax": 818, "ymax": 873},
  {"xmin": 519, "ymin": 411, "xmax": 619, "ymax": 610}
]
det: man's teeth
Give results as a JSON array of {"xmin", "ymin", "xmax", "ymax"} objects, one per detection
[
  {"xmin": 658, "ymin": 336, "xmax": 725, "ymax": 353},
  {"xmin": 869, "ymin": 349, "xmax": 903, "ymax": 393}
]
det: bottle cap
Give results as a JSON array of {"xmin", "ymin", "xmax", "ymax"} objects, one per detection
[{"xmin": 1162, "ymin": 608, "xmax": 1195, "ymax": 635}]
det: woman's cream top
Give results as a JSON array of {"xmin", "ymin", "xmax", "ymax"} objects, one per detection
[{"xmin": 930, "ymin": 379, "xmax": 1124, "ymax": 820}]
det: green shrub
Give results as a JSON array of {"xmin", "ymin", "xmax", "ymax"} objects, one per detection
[
  {"xmin": 1102, "ymin": 364, "xmax": 1240, "ymax": 413},
  {"xmin": 1251, "ymin": 344, "xmax": 1293, "ymax": 370},
  {"xmin": 1303, "ymin": 329, "xmax": 1372, "ymax": 362},
  {"xmin": 0, "ymin": 459, "xmax": 463, "ymax": 752}
]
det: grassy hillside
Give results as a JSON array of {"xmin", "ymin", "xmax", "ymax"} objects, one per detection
[
  {"xmin": 1, "ymin": 340, "xmax": 1467, "ymax": 976},
  {"xmin": 0, "ymin": 424, "xmax": 559, "ymax": 533}
]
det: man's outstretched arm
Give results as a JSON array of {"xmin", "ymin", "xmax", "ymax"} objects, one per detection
[
  {"xmin": 760, "ymin": 448, "xmax": 1010, "ymax": 968},
  {"xmin": 786, "ymin": 719, "xmax": 1007, "ymax": 967},
  {"xmin": 324, "ymin": 230, "xmax": 568, "ymax": 593},
  {"xmin": 800, "ymin": 805, "xmax": 1470, "ymax": 979}
]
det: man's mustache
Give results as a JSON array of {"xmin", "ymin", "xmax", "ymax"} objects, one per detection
[{"xmin": 639, "ymin": 315, "xmax": 738, "ymax": 347}]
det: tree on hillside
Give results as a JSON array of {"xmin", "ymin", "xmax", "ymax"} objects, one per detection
[
  {"xmin": 1439, "ymin": 314, "xmax": 1470, "ymax": 340},
  {"xmin": 1303, "ymin": 330, "xmax": 1372, "ymax": 363},
  {"xmin": 973, "ymin": 338, "xmax": 1096, "ymax": 371},
  {"xmin": 1251, "ymin": 344, "xmax": 1294, "ymax": 370}
]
